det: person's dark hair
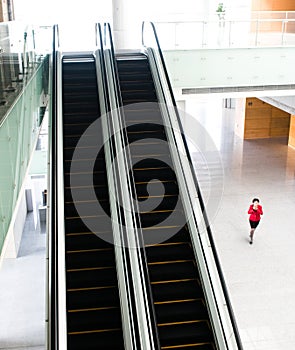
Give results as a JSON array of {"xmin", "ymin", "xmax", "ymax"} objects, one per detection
[{"xmin": 252, "ymin": 198, "xmax": 260, "ymax": 203}]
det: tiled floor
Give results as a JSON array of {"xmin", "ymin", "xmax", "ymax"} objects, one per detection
[
  {"xmin": 188, "ymin": 95, "xmax": 295, "ymax": 350},
  {"xmin": 0, "ymin": 212, "xmax": 46, "ymax": 350},
  {"xmin": 0, "ymin": 94, "xmax": 295, "ymax": 349}
]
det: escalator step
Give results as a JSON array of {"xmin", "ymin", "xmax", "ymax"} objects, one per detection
[
  {"xmin": 151, "ymin": 279, "xmax": 204, "ymax": 303},
  {"xmin": 65, "ymin": 232, "xmax": 113, "ymax": 251},
  {"xmin": 148, "ymin": 260, "xmax": 197, "ymax": 282},
  {"xmin": 65, "ymin": 248, "xmax": 115, "ymax": 270},
  {"xmin": 66, "ymin": 265, "xmax": 117, "ymax": 290},
  {"xmin": 67, "ymin": 307, "xmax": 122, "ymax": 333},
  {"xmin": 146, "ymin": 243, "xmax": 194, "ymax": 263},
  {"xmin": 155, "ymin": 299, "xmax": 209, "ymax": 324},
  {"xmin": 158, "ymin": 321, "xmax": 214, "ymax": 347},
  {"xmin": 65, "ymin": 215, "xmax": 112, "ymax": 234},
  {"xmin": 67, "ymin": 286, "xmax": 120, "ymax": 309},
  {"xmin": 67, "ymin": 329, "xmax": 125, "ymax": 350}
]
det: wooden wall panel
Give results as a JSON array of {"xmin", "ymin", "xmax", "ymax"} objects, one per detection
[
  {"xmin": 288, "ymin": 115, "xmax": 295, "ymax": 148},
  {"xmin": 244, "ymin": 98, "xmax": 291, "ymax": 139}
]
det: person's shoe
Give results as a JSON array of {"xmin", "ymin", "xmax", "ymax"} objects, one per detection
[{"xmin": 249, "ymin": 240, "xmax": 253, "ymax": 245}]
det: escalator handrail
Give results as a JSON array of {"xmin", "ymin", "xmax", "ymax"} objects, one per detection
[
  {"xmin": 142, "ymin": 21, "xmax": 243, "ymax": 350},
  {"xmin": 102, "ymin": 22, "xmax": 160, "ymax": 350},
  {"xmin": 48, "ymin": 24, "xmax": 67, "ymax": 350},
  {"xmin": 95, "ymin": 22, "xmax": 139, "ymax": 350}
]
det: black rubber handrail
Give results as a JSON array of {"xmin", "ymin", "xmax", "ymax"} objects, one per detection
[
  {"xmin": 103, "ymin": 22, "xmax": 161, "ymax": 350},
  {"xmin": 48, "ymin": 23, "xmax": 59, "ymax": 350},
  {"xmin": 142, "ymin": 21, "xmax": 243, "ymax": 350}
]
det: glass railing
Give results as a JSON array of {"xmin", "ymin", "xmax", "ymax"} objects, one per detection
[
  {"xmin": 153, "ymin": 14, "xmax": 295, "ymax": 49},
  {"xmin": 0, "ymin": 22, "xmax": 52, "ymax": 121},
  {"xmin": 0, "ymin": 22, "xmax": 51, "ymax": 254}
]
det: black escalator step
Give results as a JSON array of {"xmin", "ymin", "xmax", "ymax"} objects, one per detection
[
  {"xmin": 133, "ymin": 167, "xmax": 176, "ymax": 183},
  {"xmin": 66, "ymin": 266, "xmax": 117, "ymax": 289},
  {"xmin": 63, "ymin": 94, "xmax": 98, "ymax": 106},
  {"xmin": 64, "ymin": 171, "xmax": 107, "ymax": 187},
  {"xmin": 146, "ymin": 243, "xmax": 194, "ymax": 263},
  {"xmin": 129, "ymin": 141, "xmax": 170, "ymax": 156},
  {"xmin": 140, "ymin": 210, "xmax": 185, "ymax": 227},
  {"xmin": 127, "ymin": 122, "xmax": 165, "ymax": 133},
  {"xmin": 63, "ymin": 123, "xmax": 98, "ymax": 136},
  {"xmin": 67, "ymin": 286, "xmax": 120, "ymax": 309},
  {"xmin": 63, "ymin": 134, "xmax": 102, "ymax": 148},
  {"xmin": 151, "ymin": 279, "xmax": 204, "ymax": 303},
  {"xmin": 137, "ymin": 195, "xmax": 179, "ymax": 213},
  {"xmin": 64, "ymin": 199, "xmax": 109, "ymax": 217},
  {"xmin": 161, "ymin": 342, "xmax": 215, "ymax": 350},
  {"xmin": 62, "ymin": 103, "xmax": 99, "ymax": 115},
  {"xmin": 65, "ymin": 215, "xmax": 112, "ymax": 234},
  {"xmin": 63, "ymin": 113, "xmax": 99, "ymax": 125},
  {"xmin": 65, "ymin": 248, "xmax": 115, "ymax": 269},
  {"xmin": 64, "ymin": 185, "xmax": 108, "ymax": 202},
  {"xmin": 148, "ymin": 260, "xmax": 197, "ymax": 282},
  {"xmin": 65, "ymin": 232, "xmax": 113, "ymax": 251},
  {"xmin": 67, "ymin": 329, "xmax": 125, "ymax": 350},
  {"xmin": 135, "ymin": 180, "xmax": 177, "ymax": 196},
  {"xmin": 64, "ymin": 158, "xmax": 105, "ymax": 174},
  {"xmin": 120, "ymin": 80, "xmax": 155, "ymax": 92},
  {"xmin": 121, "ymin": 90, "xmax": 158, "ymax": 103},
  {"xmin": 142, "ymin": 225, "xmax": 189, "ymax": 246},
  {"xmin": 155, "ymin": 299, "xmax": 209, "ymax": 324},
  {"xmin": 158, "ymin": 321, "xmax": 214, "ymax": 348},
  {"xmin": 67, "ymin": 307, "xmax": 122, "ymax": 333},
  {"xmin": 64, "ymin": 146, "xmax": 104, "ymax": 161}
]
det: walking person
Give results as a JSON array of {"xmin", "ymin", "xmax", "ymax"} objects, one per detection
[{"xmin": 248, "ymin": 198, "xmax": 263, "ymax": 244}]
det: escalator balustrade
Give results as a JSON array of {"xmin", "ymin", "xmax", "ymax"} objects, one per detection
[{"xmin": 116, "ymin": 54, "xmax": 217, "ymax": 349}]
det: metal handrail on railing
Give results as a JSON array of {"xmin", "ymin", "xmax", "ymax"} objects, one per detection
[
  {"xmin": 96, "ymin": 22, "xmax": 159, "ymax": 350},
  {"xmin": 142, "ymin": 21, "xmax": 243, "ymax": 350},
  {"xmin": 153, "ymin": 17, "xmax": 295, "ymax": 48}
]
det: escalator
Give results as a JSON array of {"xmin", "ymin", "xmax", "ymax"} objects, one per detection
[
  {"xmin": 61, "ymin": 54, "xmax": 125, "ymax": 349},
  {"xmin": 116, "ymin": 54, "xmax": 217, "ymax": 349}
]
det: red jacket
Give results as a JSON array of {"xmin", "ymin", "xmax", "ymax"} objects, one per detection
[{"xmin": 248, "ymin": 204, "xmax": 263, "ymax": 222}]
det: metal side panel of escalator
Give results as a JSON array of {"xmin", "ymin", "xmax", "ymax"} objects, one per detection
[
  {"xmin": 116, "ymin": 53, "xmax": 217, "ymax": 350},
  {"xmin": 61, "ymin": 53, "xmax": 125, "ymax": 349}
]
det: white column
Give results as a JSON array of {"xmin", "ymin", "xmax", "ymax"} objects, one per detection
[{"xmin": 112, "ymin": 0, "xmax": 142, "ymax": 50}]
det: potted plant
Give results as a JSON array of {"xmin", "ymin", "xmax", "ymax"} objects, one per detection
[{"xmin": 216, "ymin": 2, "xmax": 226, "ymax": 21}]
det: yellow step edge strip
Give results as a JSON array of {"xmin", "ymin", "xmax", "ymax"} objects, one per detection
[
  {"xmin": 65, "ymin": 158, "xmax": 101, "ymax": 163},
  {"xmin": 161, "ymin": 342, "xmax": 212, "ymax": 349},
  {"xmin": 68, "ymin": 306, "xmax": 118, "ymax": 313},
  {"xmin": 65, "ymin": 171, "xmax": 104, "ymax": 175},
  {"xmin": 136, "ymin": 180, "xmax": 174, "ymax": 185},
  {"xmin": 138, "ymin": 195, "xmax": 177, "ymax": 199},
  {"xmin": 66, "ymin": 231, "xmax": 111, "ymax": 236},
  {"xmin": 67, "ymin": 266, "xmax": 114, "ymax": 273},
  {"xmin": 154, "ymin": 298, "xmax": 202, "ymax": 305},
  {"xmin": 64, "ymin": 145, "xmax": 98, "ymax": 150},
  {"xmin": 65, "ymin": 215, "xmax": 106, "ymax": 220},
  {"xmin": 151, "ymin": 278, "xmax": 198, "ymax": 285},
  {"xmin": 158, "ymin": 319, "xmax": 207, "ymax": 327},
  {"xmin": 67, "ymin": 285, "xmax": 115, "ymax": 292},
  {"xmin": 132, "ymin": 154, "xmax": 169, "ymax": 158},
  {"xmin": 66, "ymin": 247, "xmax": 112, "ymax": 254},
  {"xmin": 134, "ymin": 166, "xmax": 169, "ymax": 171},
  {"xmin": 148, "ymin": 259, "xmax": 193, "ymax": 266},
  {"xmin": 68, "ymin": 327, "xmax": 121, "ymax": 335},
  {"xmin": 65, "ymin": 185, "xmax": 104, "ymax": 189},
  {"xmin": 146, "ymin": 242, "xmax": 188, "ymax": 248},
  {"xmin": 65, "ymin": 199, "xmax": 107, "ymax": 205},
  {"xmin": 143, "ymin": 225, "xmax": 180, "ymax": 231}
]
